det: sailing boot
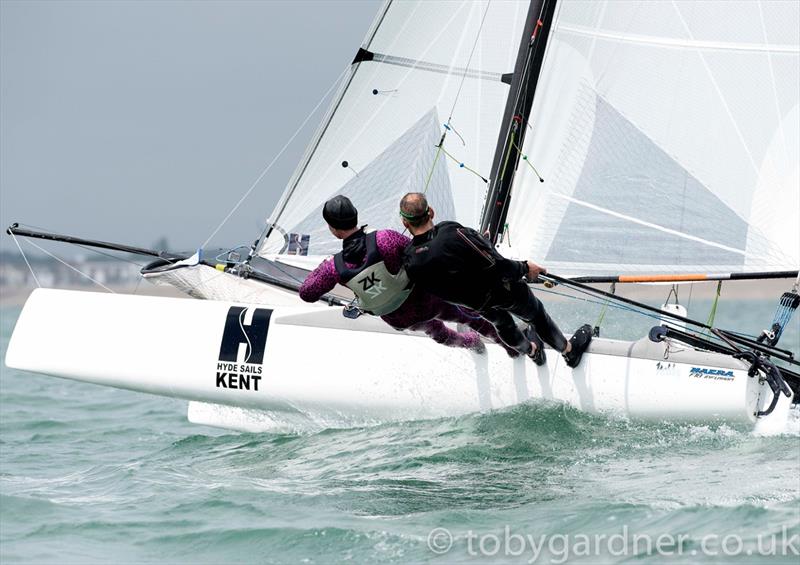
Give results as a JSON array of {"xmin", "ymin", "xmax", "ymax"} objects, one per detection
[
  {"xmin": 563, "ymin": 324, "xmax": 593, "ymax": 368},
  {"xmin": 524, "ymin": 324, "xmax": 547, "ymax": 366}
]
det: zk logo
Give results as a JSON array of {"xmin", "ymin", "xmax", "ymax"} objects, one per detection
[
  {"xmin": 218, "ymin": 306, "xmax": 272, "ymax": 364},
  {"xmin": 358, "ymin": 272, "xmax": 386, "ymax": 297}
]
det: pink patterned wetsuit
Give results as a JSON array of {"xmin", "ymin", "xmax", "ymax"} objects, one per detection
[{"xmin": 299, "ymin": 229, "xmax": 513, "ymax": 352}]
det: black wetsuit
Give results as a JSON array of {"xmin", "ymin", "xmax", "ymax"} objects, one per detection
[{"xmin": 403, "ymin": 221, "xmax": 567, "ymax": 354}]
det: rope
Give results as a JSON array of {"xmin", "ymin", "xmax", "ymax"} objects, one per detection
[
  {"xmin": 665, "ymin": 284, "xmax": 679, "ymax": 305},
  {"xmin": 422, "ymin": 139, "xmax": 445, "ymax": 194},
  {"xmin": 765, "ymin": 287, "xmax": 800, "ymax": 345},
  {"xmin": 22, "ymin": 238, "xmax": 116, "ymax": 293},
  {"xmin": 201, "ymin": 65, "xmax": 350, "ymax": 249},
  {"xmin": 536, "ymin": 285, "xmax": 668, "ymax": 324},
  {"xmin": 511, "ymin": 139, "xmax": 543, "ymax": 181},
  {"xmin": 10, "ymin": 231, "xmax": 41, "ymax": 288},
  {"xmin": 422, "ymin": 0, "xmax": 492, "ymax": 193},
  {"xmin": 447, "ymin": 0, "xmax": 493, "ymax": 122},
  {"xmin": 501, "ymin": 130, "xmax": 516, "ymax": 182},
  {"xmin": 439, "ymin": 146, "xmax": 488, "ymax": 183},
  {"xmin": 502, "ymin": 223, "xmax": 511, "ymax": 246},
  {"xmin": 539, "ymin": 279, "xmax": 701, "ymax": 334},
  {"xmin": 536, "ymin": 281, "xmax": 761, "ymax": 343},
  {"xmin": 594, "ymin": 282, "xmax": 615, "ymax": 329},
  {"xmin": 705, "ymin": 281, "xmax": 722, "ymax": 327}
]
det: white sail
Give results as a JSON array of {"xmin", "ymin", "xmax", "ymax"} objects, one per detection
[
  {"xmin": 504, "ymin": 0, "xmax": 800, "ymax": 276},
  {"xmin": 258, "ymin": 0, "xmax": 530, "ymax": 256}
]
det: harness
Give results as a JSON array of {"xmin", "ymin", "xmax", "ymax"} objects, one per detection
[{"xmin": 333, "ymin": 231, "xmax": 412, "ymax": 316}]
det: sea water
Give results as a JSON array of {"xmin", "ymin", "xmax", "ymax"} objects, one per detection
[{"xmin": 1, "ymin": 295, "xmax": 798, "ymax": 563}]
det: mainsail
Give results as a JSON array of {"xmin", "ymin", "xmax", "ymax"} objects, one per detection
[
  {"xmin": 258, "ymin": 0, "xmax": 530, "ymax": 256},
  {"xmin": 502, "ymin": 0, "xmax": 800, "ymax": 276}
]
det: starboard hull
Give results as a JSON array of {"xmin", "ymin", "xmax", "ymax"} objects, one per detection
[{"xmin": 4, "ymin": 288, "xmax": 791, "ymax": 432}]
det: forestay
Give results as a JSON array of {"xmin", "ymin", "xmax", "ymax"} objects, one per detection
[
  {"xmin": 504, "ymin": 0, "xmax": 800, "ymax": 276},
  {"xmin": 258, "ymin": 0, "xmax": 529, "ymax": 257}
]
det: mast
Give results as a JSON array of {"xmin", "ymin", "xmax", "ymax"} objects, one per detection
[{"xmin": 480, "ymin": 0, "xmax": 557, "ymax": 243}]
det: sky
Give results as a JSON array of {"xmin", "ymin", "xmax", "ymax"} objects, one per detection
[{"xmin": 1, "ymin": 0, "xmax": 381, "ymax": 256}]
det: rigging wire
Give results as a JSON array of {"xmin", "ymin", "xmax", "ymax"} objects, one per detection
[
  {"xmin": 593, "ymin": 282, "xmax": 615, "ymax": 330},
  {"xmin": 73, "ymin": 244, "xmax": 149, "ymax": 267},
  {"xmin": 536, "ymin": 285, "xmax": 671, "ymax": 324},
  {"xmin": 536, "ymin": 278, "xmax": 749, "ymax": 348},
  {"xmin": 422, "ymin": 0, "xmax": 493, "ymax": 194},
  {"xmin": 9, "ymin": 231, "xmax": 41, "ymax": 288},
  {"xmin": 200, "ymin": 65, "xmax": 350, "ymax": 250},
  {"xmin": 21, "ymin": 238, "xmax": 116, "ymax": 293},
  {"xmin": 439, "ymin": 146, "xmax": 489, "ymax": 183},
  {"xmin": 538, "ymin": 283, "xmax": 766, "ymax": 345},
  {"xmin": 484, "ymin": 0, "xmax": 562, "ymax": 239},
  {"xmin": 510, "ymin": 138, "xmax": 544, "ymax": 181},
  {"xmin": 705, "ymin": 281, "xmax": 723, "ymax": 328},
  {"xmin": 15, "ymin": 221, "xmax": 182, "ymax": 266},
  {"xmin": 447, "ymin": 0, "xmax": 493, "ymax": 122}
]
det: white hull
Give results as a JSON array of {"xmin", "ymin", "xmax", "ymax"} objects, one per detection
[{"xmin": 5, "ymin": 288, "xmax": 791, "ymax": 432}]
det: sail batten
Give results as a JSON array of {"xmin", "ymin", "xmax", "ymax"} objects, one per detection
[{"xmin": 558, "ymin": 24, "xmax": 800, "ymax": 54}]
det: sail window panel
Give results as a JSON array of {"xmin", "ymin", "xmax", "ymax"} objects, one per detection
[
  {"xmin": 546, "ymin": 207, "xmax": 745, "ymax": 268},
  {"xmin": 259, "ymin": 65, "xmax": 512, "ymax": 255},
  {"xmin": 283, "ymin": 109, "xmax": 456, "ymax": 257},
  {"xmin": 504, "ymin": 0, "xmax": 799, "ymax": 275},
  {"xmin": 516, "ymin": 84, "xmax": 794, "ymax": 275},
  {"xmin": 555, "ymin": 31, "xmax": 782, "ymax": 221},
  {"xmin": 543, "ymin": 94, "xmax": 749, "ymax": 270}
]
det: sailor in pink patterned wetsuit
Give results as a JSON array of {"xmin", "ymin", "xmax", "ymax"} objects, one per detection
[{"xmin": 299, "ymin": 196, "xmax": 516, "ymax": 353}]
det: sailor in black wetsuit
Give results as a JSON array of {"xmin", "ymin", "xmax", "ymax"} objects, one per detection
[{"xmin": 400, "ymin": 192, "xmax": 592, "ymax": 367}]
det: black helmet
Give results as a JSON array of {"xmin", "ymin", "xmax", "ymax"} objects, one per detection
[{"xmin": 322, "ymin": 195, "xmax": 358, "ymax": 230}]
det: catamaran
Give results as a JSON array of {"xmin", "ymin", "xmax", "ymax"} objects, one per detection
[{"xmin": 6, "ymin": 0, "xmax": 799, "ymax": 433}]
